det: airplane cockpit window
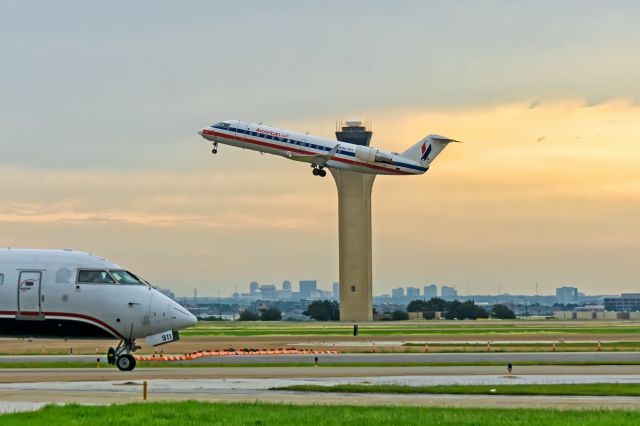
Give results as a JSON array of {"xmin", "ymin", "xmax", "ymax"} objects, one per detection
[
  {"xmin": 110, "ymin": 270, "xmax": 144, "ymax": 285},
  {"xmin": 77, "ymin": 270, "xmax": 115, "ymax": 284},
  {"xmin": 212, "ymin": 122, "xmax": 231, "ymax": 129}
]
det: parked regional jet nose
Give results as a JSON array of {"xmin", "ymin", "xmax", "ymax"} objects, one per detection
[{"xmin": 172, "ymin": 302, "xmax": 198, "ymax": 330}]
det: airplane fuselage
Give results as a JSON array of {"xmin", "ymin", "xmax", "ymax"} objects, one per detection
[
  {"xmin": 199, "ymin": 120, "xmax": 429, "ymax": 175},
  {"xmin": 0, "ymin": 249, "xmax": 196, "ymax": 341}
]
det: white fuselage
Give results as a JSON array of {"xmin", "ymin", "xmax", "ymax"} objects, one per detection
[
  {"xmin": 0, "ymin": 249, "xmax": 196, "ymax": 341},
  {"xmin": 199, "ymin": 120, "xmax": 428, "ymax": 175}
]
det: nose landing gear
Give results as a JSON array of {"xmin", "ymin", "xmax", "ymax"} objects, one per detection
[
  {"xmin": 211, "ymin": 142, "xmax": 218, "ymax": 154},
  {"xmin": 312, "ymin": 165, "xmax": 326, "ymax": 177},
  {"xmin": 108, "ymin": 338, "xmax": 140, "ymax": 371}
]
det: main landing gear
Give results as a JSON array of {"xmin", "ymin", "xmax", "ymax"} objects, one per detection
[
  {"xmin": 108, "ymin": 338, "xmax": 140, "ymax": 371},
  {"xmin": 312, "ymin": 165, "xmax": 326, "ymax": 177},
  {"xmin": 211, "ymin": 142, "xmax": 218, "ymax": 154}
]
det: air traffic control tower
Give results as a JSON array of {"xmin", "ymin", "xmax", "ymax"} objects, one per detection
[{"xmin": 331, "ymin": 120, "xmax": 375, "ymax": 321}]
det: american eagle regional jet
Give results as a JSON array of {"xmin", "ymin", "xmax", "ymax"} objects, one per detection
[{"xmin": 198, "ymin": 120, "xmax": 459, "ymax": 176}]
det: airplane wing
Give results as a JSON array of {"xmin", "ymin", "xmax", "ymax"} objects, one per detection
[{"xmin": 287, "ymin": 144, "xmax": 340, "ymax": 167}]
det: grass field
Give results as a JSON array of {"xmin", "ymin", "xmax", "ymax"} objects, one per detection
[
  {"xmin": 273, "ymin": 383, "xmax": 640, "ymax": 397},
  {"xmin": 181, "ymin": 321, "xmax": 640, "ymax": 337},
  {"xmin": 1, "ymin": 402, "xmax": 638, "ymax": 425}
]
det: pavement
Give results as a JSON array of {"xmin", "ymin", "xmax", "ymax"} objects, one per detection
[
  {"xmin": 1, "ymin": 351, "xmax": 639, "ymax": 365},
  {"xmin": 1, "ymin": 354, "xmax": 640, "ymax": 414},
  {"xmin": 1, "ymin": 371, "xmax": 640, "ymax": 412},
  {"xmin": 1, "ymin": 365, "xmax": 640, "ymax": 383}
]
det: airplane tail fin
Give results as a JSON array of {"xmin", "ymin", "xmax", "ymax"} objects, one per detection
[{"xmin": 402, "ymin": 134, "xmax": 461, "ymax": 166}]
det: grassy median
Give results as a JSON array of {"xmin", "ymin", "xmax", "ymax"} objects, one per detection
[
  {"xmin": 182, "ymin": 322, "xmax": 640, "ymax": 337},
  {"xmin": 1, "ymin": 402, "xmax": 639, "ymax": 425},
  {"xmin": 273, "ymin": 383, "xmax": 640, "ymax": 397}
]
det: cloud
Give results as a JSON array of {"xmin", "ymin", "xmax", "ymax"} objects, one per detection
[
  {"xmin": 1, "ymin": 99, "xmax": 640, "ymax": 295},
  {"xmin": 3, "ymin": 3, "xmax": 640, "ymax": 173}
]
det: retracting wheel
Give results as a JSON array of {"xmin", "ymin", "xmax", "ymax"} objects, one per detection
[
  {"xmin": 116, "ymin": 354, "xmax": 136, "ymax": 371},
  {"xmin": 311, "ymin": 166, "xmax": 326, "ymax": 177},
  {"xmin": 211, "ymin": 142, "xmax": 218, "ymax": 154}
]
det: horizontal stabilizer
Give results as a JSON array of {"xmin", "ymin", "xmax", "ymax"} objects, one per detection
[{"xmin": 430, "ymin": 136, "xmax": 463, "ymax": 143}]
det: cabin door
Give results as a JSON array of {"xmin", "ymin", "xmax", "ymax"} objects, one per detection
[{"xmin": 17, "ymin": 271, "xmax": 43, "ymax": 319}]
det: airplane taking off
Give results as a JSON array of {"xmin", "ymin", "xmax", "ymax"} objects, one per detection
[
  {"xmin": 0, "ymin": 249, "xmax": 197, "ymax": 371},
  {"xmin": 198, "ymin": 120, "xmax": 459, "ymax": 176}
]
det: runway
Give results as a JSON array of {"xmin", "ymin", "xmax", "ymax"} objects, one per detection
[
  {"xmin": 1, "ymin": 370, "xmax": 640, "ymax": 412},
  {"xmin": 2, "ymin": 352, "xmax": 639, "ymax": 413},
  {"xmin": 1, "ymin": 365, "xmax": 639, "ymax": 383},
  {"xmin": 1, "ymin": 351, "xmax": 639, "ymax": 365}
]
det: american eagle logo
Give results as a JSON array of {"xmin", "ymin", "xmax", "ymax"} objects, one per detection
[{"xmin": 421, "ymin": 143, "xmax": 432, "ymax": 162}]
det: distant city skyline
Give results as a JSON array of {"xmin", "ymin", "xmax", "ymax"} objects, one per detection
[{"xmin": 177, "ymin": 280, "xmax": 617, "ymax": 300}]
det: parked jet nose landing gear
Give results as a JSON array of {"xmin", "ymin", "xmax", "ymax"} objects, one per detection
[{"xmin": 109, "ymin": 338, "xmax": 140, "ymax": 371}]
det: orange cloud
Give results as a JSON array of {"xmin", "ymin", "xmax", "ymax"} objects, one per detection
[{"xmin": 1, "ymin": 99, "xmax": 639, "ymax": 294}]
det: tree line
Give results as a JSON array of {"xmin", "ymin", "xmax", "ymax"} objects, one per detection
[
  {"xmin": 407, "ymin": 297, "xmax": 515, "ymax": 320},
  {"xmin": 232, "ymin": 298, "xmax": 515, "ymax": 321}
]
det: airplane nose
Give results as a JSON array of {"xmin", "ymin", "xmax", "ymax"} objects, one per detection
[
  {"xmin": 198, "ymin": 130, "xmax": 204, "ymax": 137},
  {"xmin": 172, "ymin": 303, "xmax": 197, "ymax": 330}
]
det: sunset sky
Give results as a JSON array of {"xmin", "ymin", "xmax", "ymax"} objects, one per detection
[{"xmin": 1, "ymin": 1, "xmax": 639, "ymax": 296}]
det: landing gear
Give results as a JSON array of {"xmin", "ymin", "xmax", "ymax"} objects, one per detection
[
  {"xmin": 109, "ymin": 338, "xmax": 140, "ymax": 371},
  {"xmin": 116, "ymin": 354, "xmax": 136, "ymax": 371},
  {"xmin": 311, "ymin": 166, "xmax": 326, "ymax": 177},
  {"xmin": 211, "ymin": 142, "xmax": 218, "ymax": 154}
]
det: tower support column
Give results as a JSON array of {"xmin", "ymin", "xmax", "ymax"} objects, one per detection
[{"xmin": 330, "ymin": 169, "xmax": 375, "ymax": 321}]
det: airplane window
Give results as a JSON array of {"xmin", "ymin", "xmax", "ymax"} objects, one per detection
[
  {"xmin": 77, "ymin": 270, "xmax": 115, "ymax": 284},
  {"xmin": 0, "ymin": 273, "xmax": 3, "ymax": 285},
  {"xmin": 110, "ymin": 270, "xmax": 143, "ymax": 285}
]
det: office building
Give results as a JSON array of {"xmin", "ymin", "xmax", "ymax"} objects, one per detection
[
  {"xmin": 299, "ymin": 280, "xmax": 317, "ymax": 299},
  {"xmin": 259, "ymin": 284, "xmax": 277, "ymax": 299},
  {"xmin": 391, "ymin": 287, "xmax": 405, "ymax": 299},
  {"xmin": 282, "ymin": 280, "xmax": 292, "ymax": 291},
  {"xmin": 556, "ymin": 286, "xmax": 578, "ymax": 304},
  {"xmin": 423, "ymin": 284, "xmax": 437, "ymax": 299},
  {"xmin": 406, "ymin": 287, "xmax": 420, "ymax": 298},
  {"xmin": 604, "ymin": 294, "xmax": 640, "ymax": 312},
  {"xmin": 441, "ymin": 286, "xmax": 457, "ymax": 300},
  {"xmin": 249, "ymin": 281, "xmax": 259, "ymax": 294}
]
